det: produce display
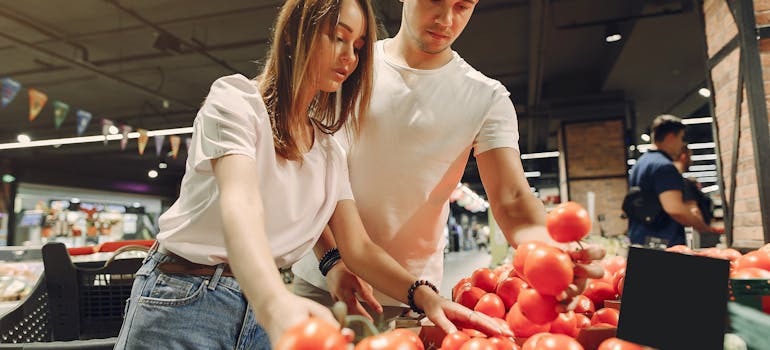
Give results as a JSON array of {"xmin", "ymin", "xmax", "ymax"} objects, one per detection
[{"xmin": 275, "ymin": 202, "xmax": 768, "ymax": 349}]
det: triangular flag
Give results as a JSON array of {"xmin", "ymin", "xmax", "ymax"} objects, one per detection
[
  {"xmin": 170, "ymin": 135, "xmax": 181, "ymax": 159},
  {"xmin": 75, "ymin": 109, "xmax": 92, "ymax": 136},
  {"xmin": 53, "ymin": 101, "xmax": 70, "ymax": 128},
  {"xmin": 1, "ymin": 78, "xmax": 21, "ymax": 108},
  {"xmin": 120, "ymin": 125, "xmax": 132, "ymax": 150},
  {"xmin": 28, "ymin": 89, "xmax": 47, "ymax": 121},
  {"xmin": 154, "ymin": 135, "xmax": 165, "ymax": 157},
  {"xmin": 53, "ymin": 101, "xmax": 70, "ymax": 129},
  {"xmin": 101, "ymin": 119, "xmax": 113, "ymax": 144},
  {"xmin": 137, "ymin": 129, "xmax": 149, "ymax": 155},
  {"xmin": 185, "ymin": 137, "xmax": 192, "ymax": 151}
]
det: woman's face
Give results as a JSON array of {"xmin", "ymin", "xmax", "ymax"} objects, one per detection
[{"xmin": 309, "ymin": 0, "xmax": 367, "ymax": 93}]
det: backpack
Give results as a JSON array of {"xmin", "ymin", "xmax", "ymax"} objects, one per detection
[{"xmin": 622, "ymin": 186, "xmax": 667, "ymax": 229}]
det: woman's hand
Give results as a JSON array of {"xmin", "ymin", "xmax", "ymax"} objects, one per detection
[
  {"xmin": 413, "ymin": 286, "xmax": 514, "ymax": 337},
  {"xmin": 326, "ymin": 261, "xmax": 383, "ymax": 320},
  {"xmin": 260, "ymin": 293, "xmax": 340, "ymax": 345}
]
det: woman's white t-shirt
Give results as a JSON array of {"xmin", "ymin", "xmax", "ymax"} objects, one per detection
[{"xmin": 156, "ymin": 74, "xmax": 353, "ymax": 268}]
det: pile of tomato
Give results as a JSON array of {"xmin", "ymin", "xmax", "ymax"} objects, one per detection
[
  {"xmin": 665, "ymin": 242, "xmax": 770, "ymax": 278},
  {"xmin": 276, "ymin": 202, "xmax": 664, "ymax": 349}
]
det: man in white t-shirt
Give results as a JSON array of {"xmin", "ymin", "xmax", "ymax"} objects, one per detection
[{"xmin": 292, "ymin": 0, "xmax": 604, "ymax": 318}]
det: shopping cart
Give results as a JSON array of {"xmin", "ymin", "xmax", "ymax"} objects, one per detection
[{"xmin": 0, "ymin": 241, "xmax": 148, "ymax": 349}]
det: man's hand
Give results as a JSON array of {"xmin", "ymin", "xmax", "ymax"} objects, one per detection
[
  {"xmin": 326, "ymin": 261, "xmax": 383, "ymax": 320},
  {"xmin": 556, "ymin": 245, "xmax": 606, "ymax": 312}
]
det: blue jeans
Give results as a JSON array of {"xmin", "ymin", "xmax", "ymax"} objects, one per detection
[{"xmin": 115, "ymin": 247, "xmax": 270, "ymax": 349}]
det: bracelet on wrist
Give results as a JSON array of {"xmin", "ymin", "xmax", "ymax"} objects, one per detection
[
  {"xmin": 318, "ymin": 248, "xmax": 341, "ymax": 277},
  {"xmin": 407, "ymin": 279, "xmax": 438, "ymax": 314}
]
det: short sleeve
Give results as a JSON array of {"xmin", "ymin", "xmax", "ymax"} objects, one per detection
[
  {"xmin": 331, "ymin": 138, "xmax": 354, "ymax": 201},
  {"xmin": 654, "ymin": 164, "xmax": 684, "ymax": 195},
  {"xmin": 189, "ymin": 75, "xmax": 263, "ymax": 175},
  {"xmin": 682, "ymin": 178, "xmax": 700, "ymax": 201},
  {"xmin": 473, "ymin": 86, "xmax": 520, "ymax": 155}
]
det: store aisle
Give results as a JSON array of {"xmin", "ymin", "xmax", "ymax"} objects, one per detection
[{"xmin": 439, "ymin": 250, "xmax": 492, "ymax": 298}]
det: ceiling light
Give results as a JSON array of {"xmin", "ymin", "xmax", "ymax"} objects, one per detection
[
  {"xmin": 605, "ymin": 23, "xmax": 622, "ymax": 43},
  {"xmin": 148, "ymin": 170, "xmax": 159, "ymax": 179},
  {"xmin": 698, "ymin": 88, "xmax": 711, "ymax": 98},
  {"xmin": 691, "ymin": 154, "xmax": 717, "ymax": 161},
  {"xmin": 688, "ymin": 142, "xmax": 715, "ymax": 150},
  {"xmin": 682, "ymin": 117, "xmax": 713, "ymax": 125},
  {"xmin": 640, "ymin": 133, "xmax": 650, "ymax": 142},
  {"xmin": 159, "ymin": 162, "xmax": 168, "ymax": 169},
  {"xmin": 1, "ymin": 174, "xmax": 15, "ymax": 183},
  {"xmin": 521, "ymin": 151, "xmax": 560, "ymax": 159},
  {"xmin": 108, "ymin": 125, "xmax": 120, "ymax": 135},
  {"xmin": 70, "ymin": 198, "xmax": 80, "ymax": 203},
  {"xmin": 17, "ymin": 134, "xmax": 31, "ymax": 143},
  {"xmin": 0, "ymin": 126, "xmax": 193, "ymax": 150},
  {"xmin": 627, "ymin": 159, "xmax": 637, "ymax": 166},
  {"xmin": 524, "ymin": 171, "xmax": 541, "ymax": 178}
]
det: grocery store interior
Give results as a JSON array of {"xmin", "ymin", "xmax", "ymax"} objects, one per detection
[{"xmin": 0, "ymin": 0, "xmax": 768, "ymax": 349}]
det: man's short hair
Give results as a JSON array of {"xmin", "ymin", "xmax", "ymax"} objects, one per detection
[{"xmin": 651, "ymin": 114, "xmax": 685, "ymax": 143}]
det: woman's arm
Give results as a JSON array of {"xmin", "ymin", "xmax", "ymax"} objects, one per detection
[
  {"xmin": 213, "ymin": 155, "xmax": 337, "ymax": 343},
  {"xmin": 328, "ymin": 199, "xmax": 509, "ymax": 336}
]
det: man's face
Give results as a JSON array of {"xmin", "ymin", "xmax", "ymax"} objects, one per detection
[
  {"xmin": 669, "ymin": 130, "xmax": 686, "ymax": 158},
  {"xmin": 401, "ymin": 0, "xmax": 477, "ymax": 54}
]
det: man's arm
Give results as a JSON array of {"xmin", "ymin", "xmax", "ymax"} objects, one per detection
[
  {"xmin": 475, "ymin": 147, "xmax": 556, "ymax": 247},
  {"xmin": 659, "ymin": 190, "xmax": 713, "ymax": 232}
]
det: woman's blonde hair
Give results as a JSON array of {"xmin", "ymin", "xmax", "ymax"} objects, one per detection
[{"xmin": 259, "ymin": 0, "xmax": 377, "ymax": 161}]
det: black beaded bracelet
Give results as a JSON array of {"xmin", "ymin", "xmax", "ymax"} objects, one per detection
[
  {"xmin": 318, "ymin": 248, "xmax": 341, "ymax": 277},
  {"xmin": 407, "ymin": 279, "xmax": 438, "ymax": 314}
]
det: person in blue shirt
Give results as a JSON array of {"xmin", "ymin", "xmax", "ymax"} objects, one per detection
[{"xmin": 628, "ymin": 115, "xmax": 720, "ymax": 247}]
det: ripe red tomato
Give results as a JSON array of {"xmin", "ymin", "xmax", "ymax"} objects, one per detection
[
  {"xmin": 597, "ymin": 337, "xmax": 644, "ymax": 350},
  {"xmin": 506, "ymin": 304, "xmax": 550, "ymax": 338},
  {"xmin": 616, "ymin": 276, "xmax": 625, "ymax": 298},
  {"xmin": 513, "ymin": 241, "xmax": 548, "ymax": 277},
  {"xmin": 517, "ymin": 288, "xmax": 558, "ymax": 325},
  {"xmin": 731, "ymin": 267, "xmax": 770, "ymax": 279},
  {"xmin": 275, "ymin": 317, "xmax": 348, "ymax": 350},
  {"xmin": 522, "ymin": 333, "xmax": 584, "ymax": 350},
  {"xmin": 572, "ymin": 295, "xmax": 595, "ymax": 316},
  {"xmin": 591, "ymin": 308, "xmax": 620, "ymax": 327},
  {"xmin": 546, "ymin": 201, "xmax": 592, "ymax": 243},
  {"xmin": 601, "ymin": 256, "xmax": 627, "ymax": 276},
  {"xmin": 493, "ymin": 265, "xmax": 515, "ymax": 284},
  {"xmin": 523, "ymin": 246, "xmax": 574, "ymax": 296},
  {"xmin": 665, "ymin": 245, "xmax": 692, "ymax": 254},
  {"xmin": 455, "ymin": 286, "xmax": 487, "ymax": 309},
  {"xmin": 520, "ymin": 333, "xmax": 549, "ymax": 350},
  {"xmin": 462, "ymin": 328, "xmax": 486, "ymax": 338},
  {"xmin": 454, "ymin": 277, "xmax": 473, "ymax": 300},
  {"xmin": 592, "ymin": 323, "xmax": 617, "ymax": 328},
  {"xmin": 721, "ymin": 248, "xmax": 742, "ymax": 262},
  {"xmin": 353, "ymin": 329, "xmax": 424, "ymax": 350},
  {"xmin": 734, "ymin": 250, "xmax": 770, "ymax": 271},
  {"xmin": 475, "ymin": 293, "xmax": 506, "ymax": 319},
  {"xmin": 611, "ymin": 268, "xmax": 626, "ymax": 297},
  {"xmin": 472, "ymin": 268, "xmax": 500, "ymax": 293},
  {"xmin": 549, "ymin": 311, "xmax": 579, "ymax": 338},
  {"xmin": 488, "ymin": 336, "xmax": 519, "ymax": 350},
  {"xmin": 496, "ymin": 277, "xmax": 528, "ymax": 311},
  {"xmin": 574, "ymin": 313, "xmax": 591, "ymax": 329},
  {"xmin": 459, "ymin": 338, "xmax": 497, "ymax": 350},
  {"xmin": 582, "ymin": 281, "xmax": 616, "ymax": 309},
  {"xmin": 441, "ymin": 331, "xmax": 471, "ymax": 350}
]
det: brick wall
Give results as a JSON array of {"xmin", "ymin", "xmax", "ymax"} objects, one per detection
[
  {"xmin": 703, "ymin": 0, "xmax": 766, "ymax": 246},
  {"xmin": 562, "ymin": 119, "xmax": 627, "ymax": 236}
]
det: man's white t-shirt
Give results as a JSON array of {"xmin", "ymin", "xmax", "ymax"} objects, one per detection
[
  {"xmin": 292, "ymin": 39, "xmax": 520, "ymax": 306},
  {"xmin": 156, "ymin": 74, "xmax": 354, "ymax": 268}
]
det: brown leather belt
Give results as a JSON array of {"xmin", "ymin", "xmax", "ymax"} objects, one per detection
[{"xmin": 157, "ymin": 249, "xmax": 235, "ymax": 278}]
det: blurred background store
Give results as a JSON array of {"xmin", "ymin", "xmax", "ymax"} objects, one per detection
[{"xmin": 1, "ymin": 1, "xmax": 769, "ymax": 347}]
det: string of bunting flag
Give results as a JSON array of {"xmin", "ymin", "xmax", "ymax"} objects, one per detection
[{"xmin": 1, "ymin": 76, "xmax": 191, "ymax": 158}]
